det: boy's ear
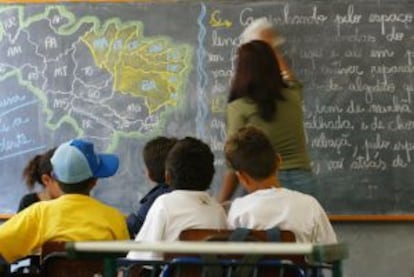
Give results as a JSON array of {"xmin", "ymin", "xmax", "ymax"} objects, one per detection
[
  {"xmin": 88, "ymin": 179, "xmax": 98, "ymax": 190},
  {"xmin": 235, "ymin": 171, "xmax": 253, "ymax": 192},
  {"xmin": 41, "ymin": 174, "xmax": 53, "ymax": 186},
  {"xmin": 42, "ymin": 174, "xmax": 62, "ymax": 198},
  {"xmin": 165, "ymin": 170, "xmax": 172, "ymax": 185},
  {"xmin": 145, "ymin": 168, "xmax": 155, "ymax": 182},
  {"xmin": 275, "ymin": 153, "xmax": 282, "ymax": 170}
]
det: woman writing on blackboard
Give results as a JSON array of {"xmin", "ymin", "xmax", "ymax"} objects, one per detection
[
  {"xmin": 18, "ymin": 148, "xmax": 62, "ymax": 212},
  {"xmin": 219, "ymin": 18, "xmax": 314, "ymax": 202}
]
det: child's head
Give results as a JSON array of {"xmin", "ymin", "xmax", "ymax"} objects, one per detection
[
  {"xmin": 165, "ymin": 137, "xmax": 214, "ymax": 191},
  {"xmin": 143, "ymin": 136, "xmax": 178, "ymax": 183},
  {"xmin": 51, "ymin": 139, "xmax": 119, "ymax": 194},
  {"xmin": 225, "ymin": 127, "xmax": 279, "ymax": 181}
]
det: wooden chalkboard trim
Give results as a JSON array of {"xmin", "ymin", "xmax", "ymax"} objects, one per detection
[
  {"xmin": 329, "ymin": 215, "xmax": 414, "ymax": 222},
  {"xmin": 0, "ymin": 214, "xmax": 13, "ymax": 219}
]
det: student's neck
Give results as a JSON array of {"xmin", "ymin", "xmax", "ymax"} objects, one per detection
[
  {"xmin": 255, "ymin": 175, "xmax": 282, "ymax": 190},
  {"xmin": 37, "ymin": 190, "xmax": 51, "ymax": 201}
]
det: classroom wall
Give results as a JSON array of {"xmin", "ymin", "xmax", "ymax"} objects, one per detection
[{"xmin": 333, "ymin": 222, "xmax": 414, "ymax": 277}]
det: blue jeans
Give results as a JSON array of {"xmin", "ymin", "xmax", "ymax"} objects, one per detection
[{"xmin": 278, "ymin": 169, "xmax": 316, "ymax": 196}]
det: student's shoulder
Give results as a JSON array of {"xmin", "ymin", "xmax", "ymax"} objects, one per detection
[
  {"xmin": 20, "ymin": 192, "xmax": 39, "ymax": 203},
  {"xmin": 285, "ymin": 188, "xmax": 319, "ymax": 204},
  {"xmin": 17, "ymin": 193, "xmax": 40, "ymax": 211},
  {"xmin": 230, "ymin": 193, "xmax": 257, "ymax": 208},
  {"xmin": 144, "ymin": 190, "xmax": 173, "ymax": 210},
  {"xmin": 84, "ymin": 197, "xmax": 125, "ymax": 218},
  {"xmin": 141, "ymin": 183, "xmax": 171, "ymax": 202}
]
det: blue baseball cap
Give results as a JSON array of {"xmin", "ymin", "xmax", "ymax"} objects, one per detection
[{"xmin": 51, "ymin": 139, "xmax": 119, "ymax": 184}]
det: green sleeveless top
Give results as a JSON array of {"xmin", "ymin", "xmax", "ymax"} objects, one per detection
[{"xmin": 226, "ymin": 82, "xmax": 311, "ymax": 170}]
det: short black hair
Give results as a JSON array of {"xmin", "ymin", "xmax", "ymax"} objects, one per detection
[
  {"xmin": 143, "ymin": 136, "xmax": 178, "ymax": 183},
  {"xmin": 225, "ymin": 127, "xmax": 277, "ymax": 180},
  {"xmin": 56, "ymin": 178, "xmax": 95, "ymax": 194},
  {"xmin": 166, "ymin": 137, "xmax": 215, "ymax": 190}
]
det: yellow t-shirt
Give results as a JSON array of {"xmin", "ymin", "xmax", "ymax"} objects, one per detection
[{"xmin": 0, "ymin": 194, "xmax": 129, "ymax": 263}]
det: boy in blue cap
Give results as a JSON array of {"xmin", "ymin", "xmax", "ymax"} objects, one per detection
[{"xmin": 0, "ymin": 139, "xmax": 129, "ymax": 264}]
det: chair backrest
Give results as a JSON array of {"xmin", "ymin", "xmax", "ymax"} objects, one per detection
[
  {"xmin": 177, "ymin": 228, "xmax": 303, "ymax": 264},
  {"xmin": 40, "ymin": 241, "xmax": 104, "ymax": 277},
  {"xmin": 162, "ymin": 228, "xmax": 306, "ymax": 277},
  {"xmin": 179, "ymin": 228, "xmax": 296, "ymax": 242}
]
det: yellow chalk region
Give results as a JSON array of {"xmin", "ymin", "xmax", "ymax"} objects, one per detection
[
  {"xmin": 115, "ymin": 65, "xmax": 177, "ymax": 114},
  {"xmin": 81, "ymin": 20, "xmax": 191, "ymax": 114}
]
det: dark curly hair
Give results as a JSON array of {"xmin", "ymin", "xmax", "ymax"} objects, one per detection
[{"xmin": 166, "ymin": 137, "xmax": 215, "ymax": 191}]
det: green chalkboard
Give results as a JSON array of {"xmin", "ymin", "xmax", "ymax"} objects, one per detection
[{"xmin": 0, "ymin": 0, "xmax": 413, "ymax": 217}]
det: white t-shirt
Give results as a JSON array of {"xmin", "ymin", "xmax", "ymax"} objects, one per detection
[
  {"xmin": 127, "ymin": 190, "xmax": 228, "ymax": 260},
  {"xmin": 227, "ymin": 188, "xmax": 337, "ymax": 244}
]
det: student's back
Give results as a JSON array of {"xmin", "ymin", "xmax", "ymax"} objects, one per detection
[
  {"xmin": 228, "ymin": 187, "xmax": 336, "ymax": 243},
  {"xmin": 23, "ymin": 194, "xmax": 127, "ymax": 241},
  {"xmin": 128, "ymin": 137, "xmax": 228, "ymax": 260},
  {"xmin": 224, "ymin": 127, "xmax": 337, "ymax": 244}
]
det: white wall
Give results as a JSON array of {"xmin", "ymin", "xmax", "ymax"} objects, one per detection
[{"xmin": 334, "ymin": 223, "xmax": 414, "ymax": 277}]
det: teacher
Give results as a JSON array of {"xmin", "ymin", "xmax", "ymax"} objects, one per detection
[{"xmin": 219, "ymin": 18, "xmax": 315, "ymax": 202}]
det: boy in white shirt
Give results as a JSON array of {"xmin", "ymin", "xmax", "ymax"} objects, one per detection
[
  {"xmin": 127, "ymin": 137, "xmax": 228, "ymax": 261},
  {"xmin": 225, "ymin": 127, "xmax": 337, "ymax": 244}
]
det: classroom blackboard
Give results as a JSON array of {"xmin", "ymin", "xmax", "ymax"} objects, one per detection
[{"xmin": 0, "ymin": 0, "xmax": 413, "ymax": 218}]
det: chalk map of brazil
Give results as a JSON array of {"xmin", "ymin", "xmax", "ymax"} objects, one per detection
[{"xmin": 0, "ymin": 5, "xmax": 193, "ymax": 160}]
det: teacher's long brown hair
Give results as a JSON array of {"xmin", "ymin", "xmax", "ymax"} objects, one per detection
[{"xmin": 229, "ymin": 40, "xmax": 287, "ymax": 121}]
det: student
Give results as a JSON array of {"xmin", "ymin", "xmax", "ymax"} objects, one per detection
[
  {"xmin": 225, "ymin": 127, "xmax": 337, "ymax": 243},
  {"xmin": 127, "ymin": 137, "xmax": 228, "ymax": 260},
  {"xmin": 126, "ymin": 136, "xmax": 177, "ymax": 238},
  {"xmin": 0, "ymin": 139, "xmax": 129, "ymax": 263},
  {"xmin": 18, "ymin": 148, "xmax": 62, "ymax": 212}
]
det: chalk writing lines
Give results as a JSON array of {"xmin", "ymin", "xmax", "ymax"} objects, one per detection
[{"xmin": 0, "ymin": 93, "xmax": 42, "ymax": 161}]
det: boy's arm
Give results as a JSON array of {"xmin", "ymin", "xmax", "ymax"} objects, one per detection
[
  {"xmin": 312, "ymin": 202, "xmax": 337, "ymax": 244},
  {"xmin": 126, "ymin": 186, "xmax": 170, "ymax": 239},
  {"xmin": 0, "ymin": 207, "xmax": 42, "ymax": 263},
  {"xmin": 127, "ymin": 199, "xmax": 167, "ymax": 260},
  {"xmin": 126, "ymin": 212, "xmax": 145, "ymax": 239},
  {"xmin": 226, "ymin": 199, "xmax": 244, "ymax": 229},
  {"xmin": 219, "ymin": 170, "xmax": 238, "ymax": 203}
]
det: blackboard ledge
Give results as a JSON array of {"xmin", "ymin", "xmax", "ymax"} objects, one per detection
[
  {"xmin": 329, "ymin": 215, "xmax": 414, "ymax": 222},
  {"xmin": 0, "ymin": 214, "xmax": 13, "ymax": 220}
]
